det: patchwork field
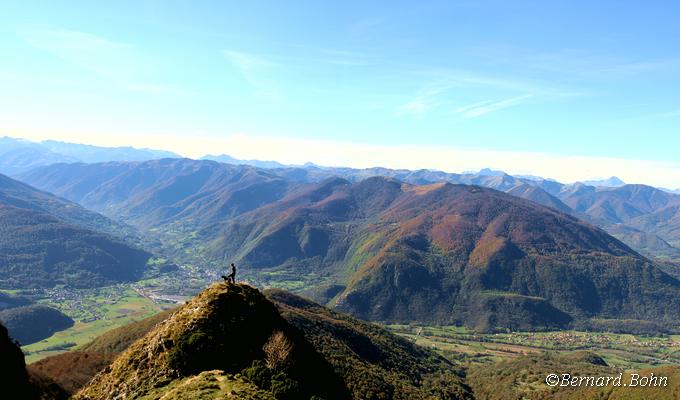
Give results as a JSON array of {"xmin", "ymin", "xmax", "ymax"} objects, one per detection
[
  {"xmin": 387, "ymin": 324, "xmax": 680, "ymax": 370},
  {"xmin": 22, "ymin": 286, "xmax": 173, "ymax": 363}
]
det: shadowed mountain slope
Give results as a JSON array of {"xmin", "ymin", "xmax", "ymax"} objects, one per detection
[
  {"xmin": 0, "ymin": 305, "xmax": 74, "ymax": 345},
  {"xmin": 0, "ymin": 173, "xmax": 131, "ymax": 236},
  {"xmin": 0, "ymin": 173, "xmax": 157, "ymax": 289},
  {"xmin": 0, "ymin": 204, "xmax": 151, "ymax": 289},
  {"xmin": 0, "ymin": 322, "xmax": 68, "ymax": 399},
  {"xmin": 0, "ymin": 292, "xmax": 31, "ymax": 309},
  {"xmin": 0, "ymin": 321, "xmax": 32, "ymax": 395},
  {"xmin": 267, "ymin": 289, "xmax": 472, "ymax": 399}
]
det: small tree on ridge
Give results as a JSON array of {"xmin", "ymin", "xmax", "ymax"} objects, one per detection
[{"xmin": 263, "ymin": 330, "xmax": 293, "ymax": 370}]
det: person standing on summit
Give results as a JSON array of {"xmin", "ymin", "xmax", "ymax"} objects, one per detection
[{"xmin": 222, "ymin": 263, "xmax": 237, "ymax": 284}]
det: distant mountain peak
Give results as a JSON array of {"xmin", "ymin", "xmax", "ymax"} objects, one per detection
[
  {"xmin": 582, "ymin": 176, "xmax": 626, "ymax": 187},
  {"xmin": 201, "ymin": 153, "xmax": 286, "ymax": 169},
  {"xmin": 0, "ymin": 136, "xmax": 180, "ymax": 176},
  {"xmin": 466, "ymin": 167, "xmax": 506, "ymax": 176},
  {"xmin": 515, "ymin": 174, "xmax": 552, "ymax": 182}
]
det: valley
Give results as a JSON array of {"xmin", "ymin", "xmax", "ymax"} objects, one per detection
[
  {"xmin": 2, "ymin": 285, "xmax": 170, "ymax": 363},
  {"xmin": 2, "ymin": 143, "xmax": 680, "ymax": 399}
]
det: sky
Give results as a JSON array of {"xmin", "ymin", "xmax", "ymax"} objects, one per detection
[{"xmin": 1, "ymin": 1, "xmax": 680, "ymax": 188}]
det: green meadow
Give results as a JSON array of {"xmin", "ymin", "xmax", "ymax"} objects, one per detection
[{"xmin": 23, "ymin": 287, "xmax": 169, "ymax": 363}]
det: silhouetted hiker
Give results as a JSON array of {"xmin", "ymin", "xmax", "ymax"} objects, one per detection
[{"xmin": 222, "ymin": 263, "xmax": 236, "ymax": 284}]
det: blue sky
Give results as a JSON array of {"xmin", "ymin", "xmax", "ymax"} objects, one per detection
[{"xmin": 1, "ymin": 1, "xmax": 680, "ymax": 186}]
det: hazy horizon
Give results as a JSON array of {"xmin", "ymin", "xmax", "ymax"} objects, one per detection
[{"xmin": 4, "ymin": 132, "xmax": 680, "ymax": 190}]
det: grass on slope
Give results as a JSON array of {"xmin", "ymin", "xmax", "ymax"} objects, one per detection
[
  {"xmin": 555, "ymin": 366, "xmax": 680, "ymax": 400},
  {"xmin": 267, "ymin": 289, "xmax": 474, "ymax": 400},
  {"xmin": 139, "ymin": 370, "xmax": 275, "ymax": 400},
  {"xmin": 28, "ymin": 307, "xmax": 176, "ymax": 395},
  {"xmin": 80, "ymin": 308, "xmax": 175, "ymax": 354},
  {"xmin": 466, "ymin": 351, "xmax": 614, "ymax": 400}
]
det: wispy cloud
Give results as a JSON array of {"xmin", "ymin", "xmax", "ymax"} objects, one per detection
[
  {"xmin": 397, "ymin": 98, "xmax": 432, "ymax": 116},
  {"xmin": 19, "ymin": 28, "xmax": 187, "ymax": 95},
  {"xmin": 224, "ymin": 50, "xmax": 281, "ymax": 100},
  {"xmin": 396, "ymin": 85, "xmax": 447, "ymax": 116},
  {"xmin": 455, "ymin": 94, "xmax": 534, "ymax": 118},
  {"xmin": 454, "ymin": 99, "xmax": 495, "ymax": 114},
  {"xmin": 424, "ymin": 68, "xmax": 582, "ymax": 97},
  {"xmin": 395, "ymin": 64, "xmax": 580, "ymax": 117}
]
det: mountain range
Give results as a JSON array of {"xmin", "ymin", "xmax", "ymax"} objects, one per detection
[
  {"xmin": 5, "ymin": 135, "xmax": 680, "ymax": 259},
  {"xmin": 0, "ymin": 137, "xmax": 178, "ymax": 176},
  {"xmin": 12, "ymin": 159, "xmax": 680, "ymax": 331},
  {"xmin": 202, "ymin": 154, "xmax": 287, "ymax": 169},
  {"xmin": 16, "ymin": 158, "xmax": 299, "ymax": 231},
  {"xmin": 582, "ymin": 176, "xmax": 626, "ymax": 187},
  {"xmin": 18, "ymin": 158, "xmax": 680, "ymax": 260},
  {"xmin": 272, "ymin": 165, "xmax": 680, "ymax": 259}
]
